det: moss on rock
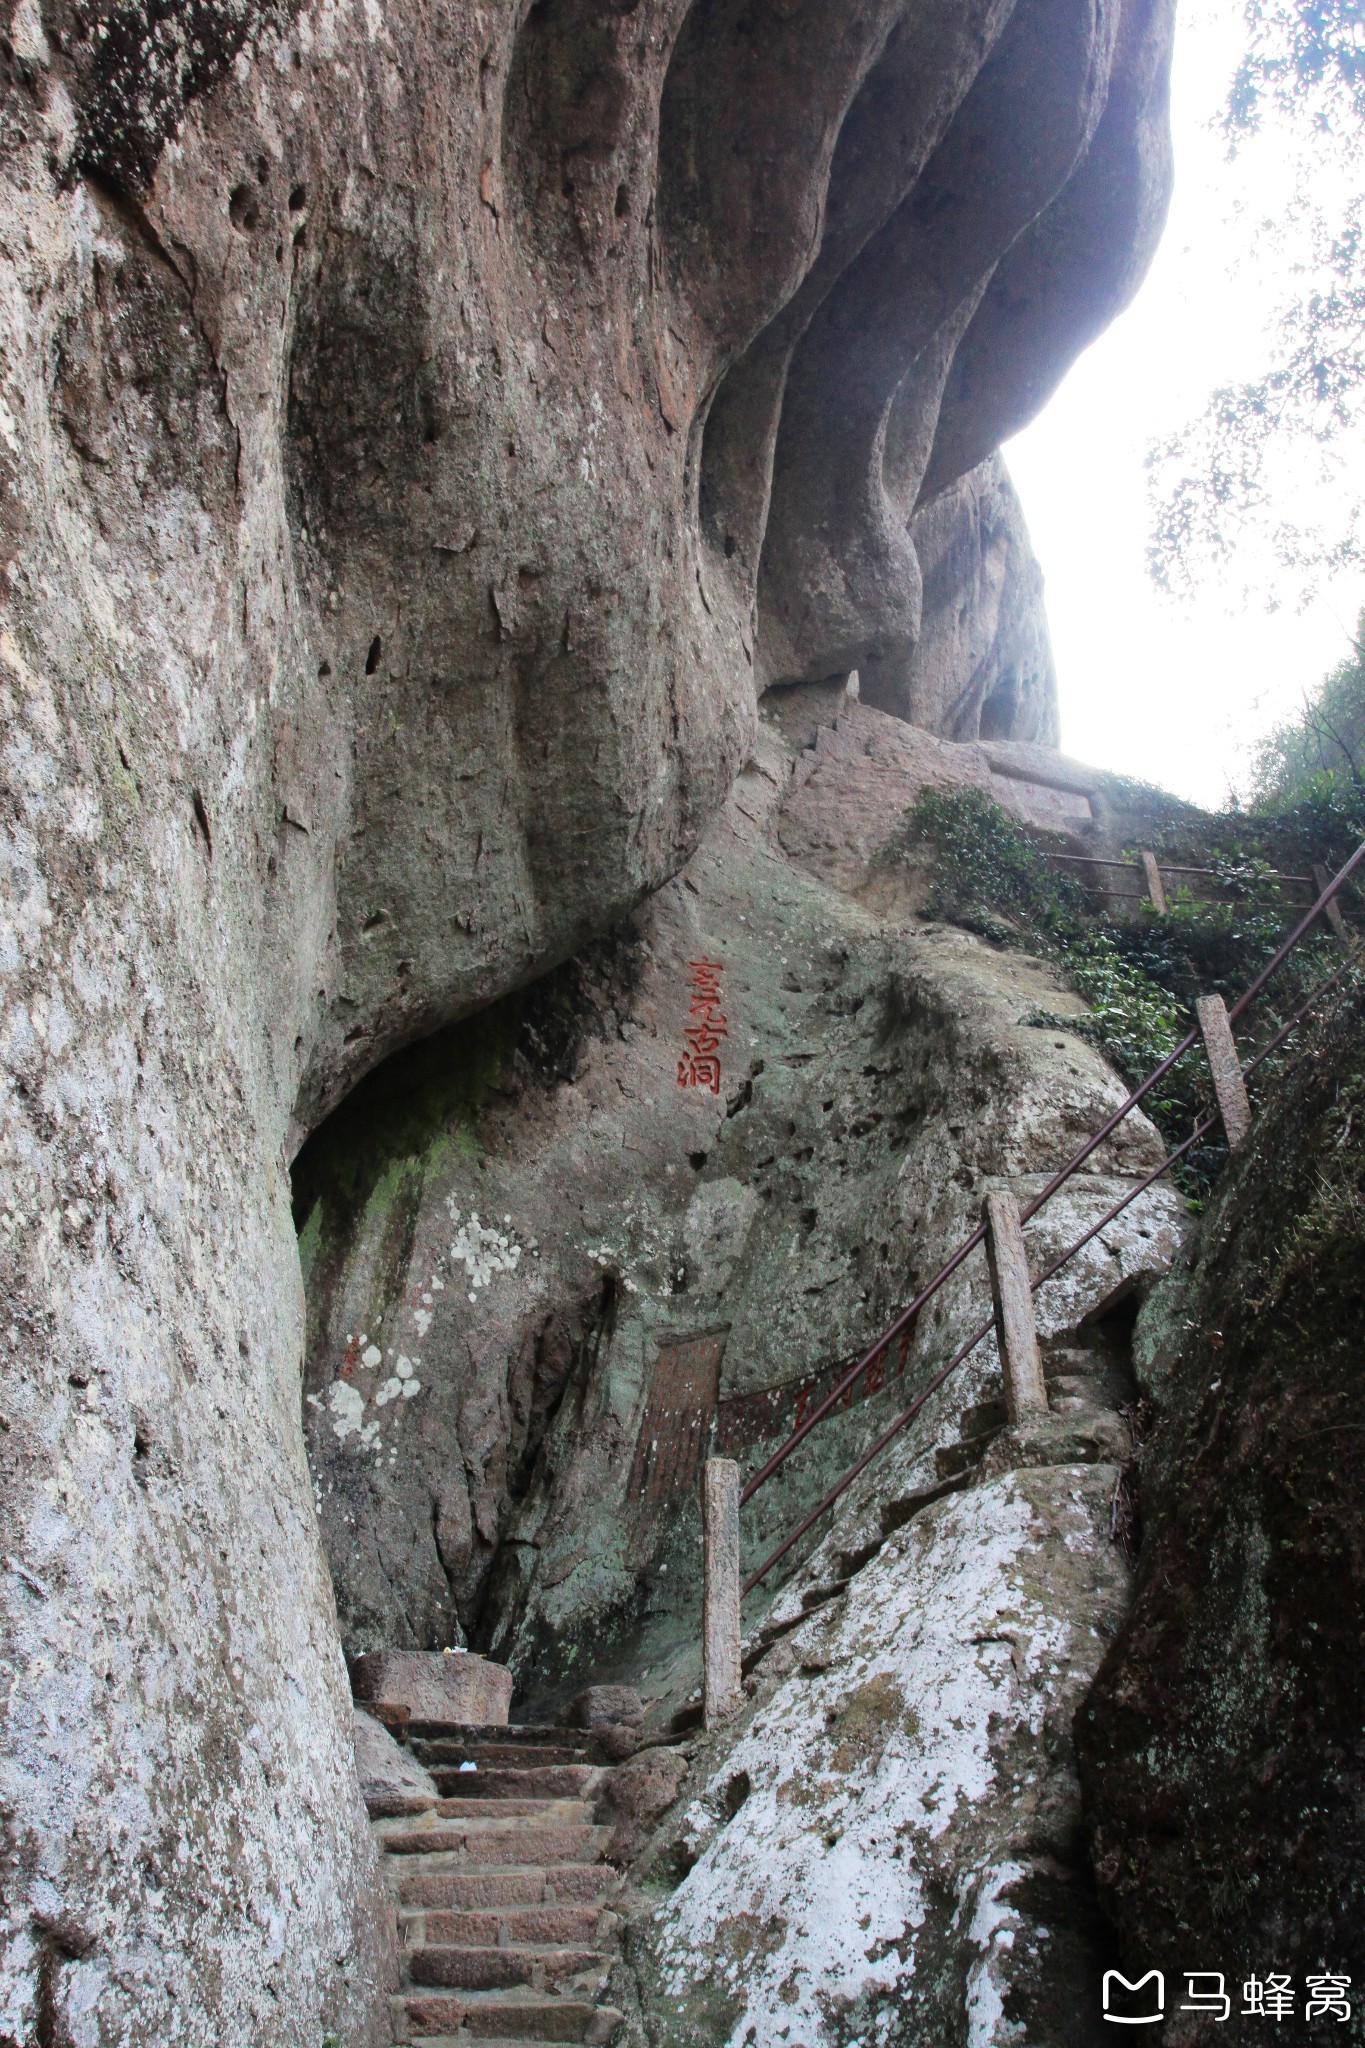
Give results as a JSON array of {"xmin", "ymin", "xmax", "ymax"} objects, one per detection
[{"xmin": 1077, "ymin": 985, "xmax": 1365, "ymax": 2001}]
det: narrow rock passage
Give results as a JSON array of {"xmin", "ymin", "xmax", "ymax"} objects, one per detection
[{"xmin": 382, "ymin": 1721, "xmax": 628, "ymax": 2044}]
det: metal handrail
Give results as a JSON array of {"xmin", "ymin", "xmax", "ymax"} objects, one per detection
[
  {"xmin": 1047, "ymin": 851, "xmax": 1318, "ymax": 884},
  {"xmin": 742, "ymin": 1111, "xmax": 1218, "ymax": 1594},
  {"xmin": 738, "ymin": 840, "xmax": 1365, "ymax": 1590},
  {"xmin": 739, "ymin": 1009, "xmax": 1207, "ymax": 1504}
]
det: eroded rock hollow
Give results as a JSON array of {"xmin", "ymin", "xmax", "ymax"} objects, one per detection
[{"xmin": 0, "ymin": 0, "xmax": 1173, "ymax": 2039}]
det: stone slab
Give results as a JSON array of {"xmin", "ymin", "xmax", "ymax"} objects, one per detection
[{"xmin": 352, "ymin": 1650, "xmax": 514, "ymax": 1727}]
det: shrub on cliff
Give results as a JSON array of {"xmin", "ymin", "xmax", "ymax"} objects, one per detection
[
  {"xmin": 901, "ymin": 785, "xmax": 1358, "ymax": 1194},
  {"xmin": 1250, "ymin": 612, "xmax": 1365, "ymax": 809}
]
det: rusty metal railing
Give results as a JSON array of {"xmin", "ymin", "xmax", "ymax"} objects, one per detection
[{"xmin": 733, "ymin": 839, "xmax": 1365, "ymax": 1599}]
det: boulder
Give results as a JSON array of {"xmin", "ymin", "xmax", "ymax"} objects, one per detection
[
  {"xmin": 564, "ymin": 1685, "xmax": 645, "ymax": 1732},
  {"xmin": 601, "ymin": 1747, "xmax": 690, "ymax": 1868},
  {"xmin": 351, "ymin": 1652, "xmax": 514, "ymax": 1728},
  {"xmin": 352, "ymin": 1710, "xmax": 438, "ymax": 1820}
]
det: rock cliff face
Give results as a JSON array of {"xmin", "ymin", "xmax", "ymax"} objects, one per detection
[
  {"xmin": 893, "ymin": 452, "xmax": 1059, "ymax": 745},
  {"xmin": 0, "ymin": 0, "xmax": 1174, "ymax": 2040},
  {"xmin": 1077, "ymin": 987, "xmax": 1365, "ymax": 2019},
  {"xmin": 297, "ymin": 700, "xmax": 1187, "ymax": 2043},
  {"xmin": 296, "ymin": 703, "xmax": 1181, "ymax": 1708}
]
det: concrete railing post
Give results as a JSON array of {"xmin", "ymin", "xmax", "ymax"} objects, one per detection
[
  {"xmin": 1312, "ymin": 863, "xmax": 1349, "ymax": 942},
  {"xmin": 1195, "ymin": 994, "xmax": 1252, "ymax": 1149},
  {"xmin": 702, "ymin": 1458, "xmax": 741, "ymax": 1729},
  {"xmin": 1140, "ymin": 850, "xmax": 1167, "ymax": 914},
  {"xmin": 983, "ymin": 1189, "xmax": 1048, "ymax": 1423}
]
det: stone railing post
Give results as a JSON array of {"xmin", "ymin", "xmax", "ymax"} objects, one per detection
[
  {"xmin": 1140, "ymin": 850, "xmax": 1167, "ymax": 914},
  {"xmin": 1195, "ymin": 993, "xmax": 1252, "ymax": 1149},
  {"xmin": 702, "ymin": 1458, "xmax": 741, "ymax": 1729},
  {"xmin": 983, "ymin": 1189, "xmax": 1048, "ymax": 1423}
]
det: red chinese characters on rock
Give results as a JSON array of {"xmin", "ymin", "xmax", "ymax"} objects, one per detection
[{"xmin": 678, "ymin": 957, "xmax": 727, "ymax": 1095}]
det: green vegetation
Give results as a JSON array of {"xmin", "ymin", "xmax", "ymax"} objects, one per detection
[
  {"xmin": 1249, "ymin": 614, "xmax": 1365, "ymax": 805},
  {"xmin": 900, "ymin": 783, "xmax": 1360, "ymax": 1194}
]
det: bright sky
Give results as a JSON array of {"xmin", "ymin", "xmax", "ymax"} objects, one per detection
[{"xmin": 1006, "ymin": 0, "xmax": 1362, "ymax": 808}]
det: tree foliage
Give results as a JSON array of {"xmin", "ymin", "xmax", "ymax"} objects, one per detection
[
  {"xmin": 1249, "ymin": 608, "xmax": 1365, "ymax": 799},
  {"xmin": 1148, "ymin": 1, "xmax": 1365, "ymax": 593}
]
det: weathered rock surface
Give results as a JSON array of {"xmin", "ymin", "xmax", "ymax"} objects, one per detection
[
  {"xmin": 295, "ymin": 701, "xmax": 1183, "ymax": 1715},
  {"xmin": 602, "ymin": 1747, "xmax": 690, "ymax": 1870},
  {"xmin": 628, "ymin": 1465, "xmax": 1131, "ymax": 2048},
  {"xmin": 0, "ymin": 0, "xmax": 1175, "ymax": 2038},
  {"xmin": 1077, "ymin": 986, "xmax": 1365, "ymax": 2013},
  {"xmin": 882, "ymin": 452, "xmax": 1059, "ymax": 744},
  {"xmin": 352, "ymin": 1707, "xmax": 438, "ymax": 1819},
  {"xmin": 567, "ymin": 1685, "xmax": 646, "ymax": 1732}
]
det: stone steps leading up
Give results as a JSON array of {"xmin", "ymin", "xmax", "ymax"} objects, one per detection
[
  {"xmin": 414, "ymin": 1741, "xmax": 596, "ymax": 1770},
  {"xmin": 429, "ymin": 1795, "xmax": 595, "ymax": 1819},
  {"xmin": 380, "ymin": 1821, "xmax": 610, "ymax": 1864},
  {"xmin": 379, "ymin": 1718, "xmax": 631, "ymax": 2045},
  {"xmin": 407, "ymin": 1942, "xmax": 610, "ymax": 1991}
]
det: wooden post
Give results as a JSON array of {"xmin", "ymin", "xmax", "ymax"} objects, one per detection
[
  {"xmin": 1195, "ymin": 994, "xmax": 1252, "ymax": 1149},
  {"xmin": 983, "ymin": 1189, "xmax": 1047, "ymax": 1423},
  {"xmin": 702, "ymin": 1458, "xmax": 741, "ymax": 1729},
  {"xmin": 1140, "ymin": 850, "xmax": 1167, "ymax": 914},
  {"xmin": 1312, "ymin": 863, "xmax": 1349, "ymax": 941}
]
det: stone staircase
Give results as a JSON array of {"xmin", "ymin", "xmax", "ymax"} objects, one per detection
[
  {"xmin": 741, "ymin": 1306, "xmax": 1140, "ymax": 1680},
  {"xmin": 380, "ymin": 1720, "xmax": 626, "ymax": 2045}
]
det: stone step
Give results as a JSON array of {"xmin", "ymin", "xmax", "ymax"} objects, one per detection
[
  {"xmin": 392, "ymin": 1988, "xmax": 621, "ymax": 2041},
  {"xmin": 958, "ymin": 1397, "xmax": 1008, "ymax": 1437},
  {"xmin": 431, "ymin": 1797, "xmax": 593, "ymax": 1821},
  {"xmin": 380, "ymin": 1822, "xmax": 612, "ymax": 1864},
  {"xmin": 934, "ymin": 1428, "xmax": 1001, "ymax": 1481},
  {"xmin": 401, "ymin": 1904, "xmax": 608, "ymax": 1946},
  {"xmin": 412, "ymin": 1739, "xmax": 598, "ymax": 1770},
  {"xmin": 395, "ymin": 1866, "xmax": 618, "ymax": 1911},
  {"xmin": 405, "ymin": 1721, "xmax": 571, "ymax": 1747},
  {"xmin": 407, "ymin": 1943, "xmax": 608, "ymax": 1991},
  {"xmin": 420, "ymin": 1742, "xmax": 593, "ymax": 1768},
  {"xmin": 378, "ymin": 1802, "xmax": 592, "ymax": 1837},
  {"xmin": 432, "ymin": 1766, "xmax": 600, "ymax": 1801},
  {"xmin": 391, "ymin": 2040, "xmax": 610, "ymax": 2048}
]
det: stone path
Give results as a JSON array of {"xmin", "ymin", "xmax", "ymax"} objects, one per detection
[
  {"xmin": 742, "ymin": 1304, "xmax": 1139, "ymax": 1679},
  {"xmin": 381, "ymin": 1722, "xmax": 625, "ymax": 2044}
]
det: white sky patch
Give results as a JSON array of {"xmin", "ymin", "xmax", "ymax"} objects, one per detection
[{"xmin": 1007, "ymin": 0, "xmax": 1362, "ymax": 806}]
